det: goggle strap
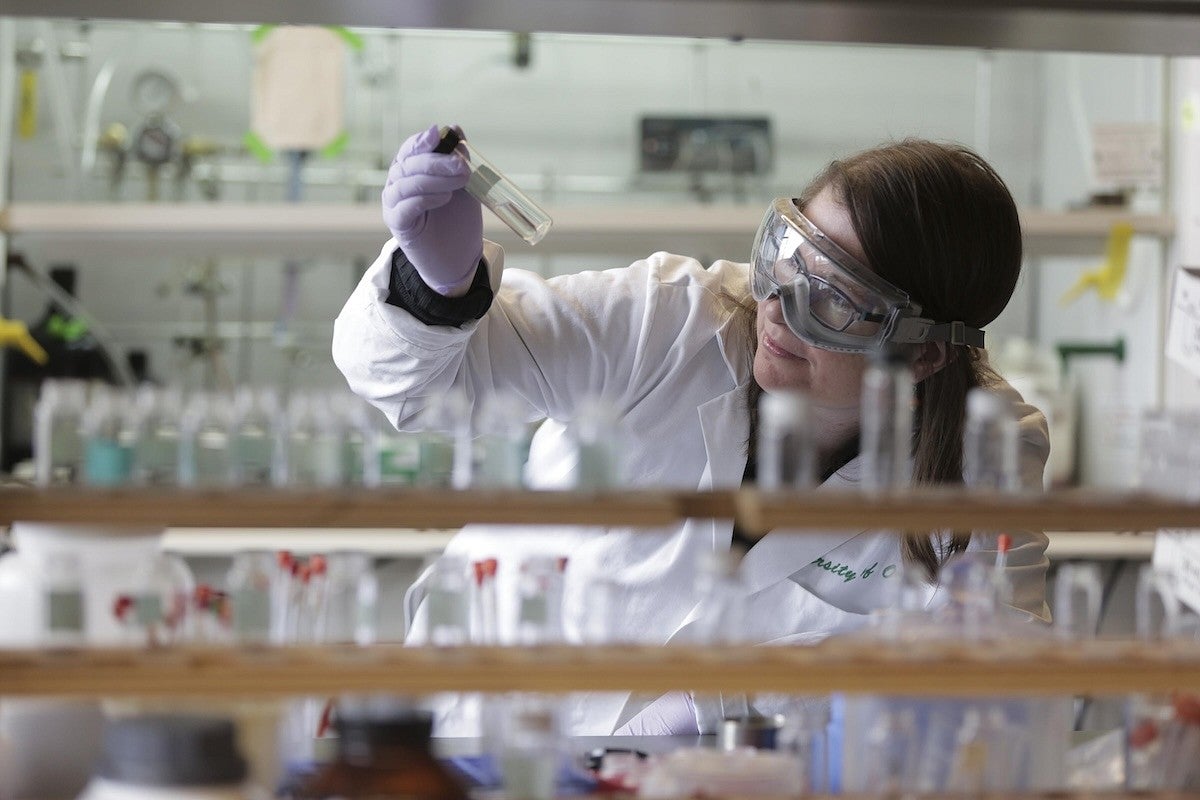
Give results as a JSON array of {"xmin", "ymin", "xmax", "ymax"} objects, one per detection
[
  {"xmin": 891, "ymin": 317, "xmax": 985, "ymax": 348},
  {"xmin": 926, "ymin": 320, "xmax": 985, "ymax": 348}
]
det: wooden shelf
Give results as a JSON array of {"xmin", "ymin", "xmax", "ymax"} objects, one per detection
[
  {"xmin": 2, "ymin": 487, "xmax": 1197, "ymax": 533},
  {"xmin": 1, "ymin": 639, "xmax": 1198, "ymax": 698},
  {"xmin": 0, "ymin": 203, "xmax": 1173, "ymax": 256},
  {"xmin": 735, "ymin": 488, "xmax": 1200, "ymax": 535}
]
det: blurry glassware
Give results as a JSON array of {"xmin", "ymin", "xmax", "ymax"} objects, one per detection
[
  {"xmin": 282, "ymin": 392, "xmax": 347, "ymax": 488},
  {"xmin": 1137, "ymin": 408, "xmax": 1171, "ymax": 493},
  {"xmin": 470, "ymin": 557, "xmax": 499, "ymax": 645},
  {"xmin": 40, "ymin": 550, "xmax": 86, "ymax": 647},
  {"xmin": 122, "ymin": 552, "xmax": 196, "ymax": 647},
  {"xmin": 415, "ymin": 389, "xmax": 469, "ymax": 488},
  {"xmin": 1135, "ymin": 564, "xmax": 1180, "ymax": 640},
  {"xmin": 178, "ymin": 392, "xmax": 233, "ymax": 488},
  {"xmin": 860, "ymin": 346, "xmax": 914, "ymax": 493},
  {"xmin": 861, "ymin": 706, "xmax": 918, "ymax": 795},
  {"xmin": 339, "ymin": 395, "xmax": 381, "ymax": 487},
  {"xmin": 757, "ymin": 390, "xmax": 816, "ymax": 490},
  {"xmin": 81, "ymin": 387, "xmax": 133, "ymax": 487},
  {"xmin": 78, "ymin": 714, "xmax": 253, "ymax": 800},
  {"xmin": 290, "ymin": 708, "xmax": 468, "ymax": 799},
  {"xmin": 1053, "ymin": 562, "xmax": 1102, "ymax": 640},
  {"xmin": 516, "ymin": 555, "xmax": 567, "ymax": 645},
  {"xmin": 316, "ymin": 551, "xmax": 377, "ymax": 645},
  {"xmin": 129, "ymin": 385, "xmax": 182, "ymax": 486},
  {"xmin": 229, "ymin": 387, "xmax": 279, "ymax": 486},
  {"xmin": 471, "ymin": 391, "xmax": 529, "ymax": 489},
  {"xmin": 426, "ymin": 555, "xmax": 470, "ymax": 646},
  {"xmin": 499, "ymin": 696, "xmax": 562, "ymax": 800},
  {"xmin": 225, "ymin": 550, "xmax": 275, "ymax": 645},
  {"xmin": 964, "ymin": 387, "xmax": 1020, "ymax": 491},
  {"xmin": 692, "ymin": 548, "xmax": 747, "ymax": 645},
  {"xmin": 568, "ymin": 396, "xmax": 623, "ymax": 489},
  {"xmin": 33, "ymin": 378, "xmax": 87, "ymax": 486}
]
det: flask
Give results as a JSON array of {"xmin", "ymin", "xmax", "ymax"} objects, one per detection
[
  {"xmin": 290, "ymin": 709, "xmax": 468, "ymax": 800},
  {"xmin": 859, "ymin": 345, "xmax": 914, "ymax": 492},
  {"xmin": 32, "ymin": 378, "xmax": 87, "ymax": 485},
  {"xmin": 79, "ymin": 714, "xmax": 253, "ymax": 800},
  {"xmin": 963, "ymin": 386, "xmax": 1020, "ymax": 491},
  {"xmin": 757, "ymin": 390, "xmax": 815, "ymax": 489},
  {"xmin": 435, "ymin": 127, "xmax": 552, "ymax": 246}
]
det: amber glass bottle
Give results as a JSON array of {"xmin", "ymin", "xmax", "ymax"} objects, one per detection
[{"xmin": 291, "ymin": 711, "xmax": 469, "ymax": 800}]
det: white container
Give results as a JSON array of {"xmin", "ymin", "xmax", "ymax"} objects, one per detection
[{"xmin": 7, "ymin": 523, "xmax": 163, "ymax": 646}]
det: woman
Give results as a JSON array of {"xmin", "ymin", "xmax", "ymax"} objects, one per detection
[{"xmin": 332, "ymin": 125, "xmax": 1050, "ymax": 735}]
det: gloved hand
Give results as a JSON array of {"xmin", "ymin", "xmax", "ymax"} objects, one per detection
[{"xmin": 382, "ymin": 124, "xmax": 484, "ymax": 296}]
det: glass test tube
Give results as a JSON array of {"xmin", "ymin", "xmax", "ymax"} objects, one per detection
[{"xmin": 436, "ymin": 126, "xmax": 552, "ymax": 246}]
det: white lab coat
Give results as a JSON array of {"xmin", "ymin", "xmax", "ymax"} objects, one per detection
[{"xmin": 332, "ymin": 239, "xmax": 1052, "ymax": 736}]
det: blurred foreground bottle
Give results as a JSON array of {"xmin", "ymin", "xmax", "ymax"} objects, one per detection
[{"xmin": 289, "ymin": 709, "xmax": 468, "ymax": 800}]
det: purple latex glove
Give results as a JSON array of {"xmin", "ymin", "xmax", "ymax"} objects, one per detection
[{"xmin": 382, "ymin": 125, "xmax": 484, "ymax": 296}]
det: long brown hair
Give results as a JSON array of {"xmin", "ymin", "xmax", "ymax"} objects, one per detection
[{"xmin": 760, "ymin": 140, "xmax": 1023, "ymax": 579}]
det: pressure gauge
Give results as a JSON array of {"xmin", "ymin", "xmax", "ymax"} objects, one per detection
[{"xmin": 131, "ymin": 69, "xmax": 180, "ymax": 117}]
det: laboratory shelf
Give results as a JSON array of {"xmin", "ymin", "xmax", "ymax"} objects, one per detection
[
  {"xmin": 1, "ymin": 639, "xmax": 1199, "ymax": 698},
  {"xmin": 2, "ymin": 486, "xmax": 1198, "ymax": 533},
  {"xmin": 0, "ymin": 203, "xmax": 1174, "ymax": 257}
]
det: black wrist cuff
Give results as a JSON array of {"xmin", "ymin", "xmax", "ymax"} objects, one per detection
[{"xmin": 385, "ymin": 248, "xmax": 493, "ymax": 327}]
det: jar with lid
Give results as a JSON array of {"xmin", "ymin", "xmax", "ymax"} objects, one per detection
[{"xmin": 288, "ymin": 710, "xmax": 468, "ymax": 800}]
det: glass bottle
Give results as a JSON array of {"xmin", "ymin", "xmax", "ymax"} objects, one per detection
[
  {"xmin": 225, "ymin": 550, "xmax": 275, "ymax": 645},
  {"xmin": 122, "ymin": 552, "xmax": 196, "ymax": 647},
  {"xmin": 470, "ymin": 391, "xmax": 529, "ymax": 489},
  {"xmin": 859, "ymin": 345, "xmax": 913, "ymax": 493},
  {"xmin": 81, "ymin": 387, "xmax": 133, "ymax": 487},
  {"xmin": 284, "ymin": 392, "xmax": 347, "ymax": 488},
  {"xmin": 757, "ymin": 390, "xmax": 816, "ymax": 489},
  {"xmin": 130, "ymin": 385, "xmax": 183, "ymax": 487},
  {"xmin": 33, "ymin": 378, "xmax": 87, "ymax": 485},
  {"xmin": 568, "ymin": 396, "xmax": 623, "ymax": 489},
  {"xmin": 316, "ymin": 551, "xmax": 377, "ymax": 645},
  {"xmin": 415, "ymin": 390, "xmax": 469, "ymax": 488},
  {"xmin": 498, "ymin": 696, "xmax": 562, "ymax": 800},
  {"xmin": 516, "ymin": 555, "xmax": 566, "ymax": 645},
  {"xmin": 178, "ymin": 392, "xmax": 234, "ymax": 488},
  {"xmin": 229, "ymin": 387, "xmax": 279, "ymax": 486},
  {"xmin": 289, "ymin": 709, "xmax": 468, "ymax": 800},
  {"xmin": 963, "ymin": 386, "xmax": 1020, "ymax": 491},
  {"xmin": 425, "ymin": 556, "xmax": 470, "ymax": 646}
]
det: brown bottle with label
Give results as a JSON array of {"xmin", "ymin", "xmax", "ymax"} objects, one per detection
[{"xmin": 290, "ymin": 710, "xmax": 469, "ymax": 800}]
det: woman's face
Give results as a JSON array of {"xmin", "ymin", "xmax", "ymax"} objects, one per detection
[{"xmin": 753, "ymin": 188, "xmax": 870, "ymax": 413}]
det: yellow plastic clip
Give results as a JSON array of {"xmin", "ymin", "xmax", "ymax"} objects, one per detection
[
  {"xmin": 1060, "ymin": 222, "xmax": 1135, "ymax": 306},
  {"xmin": 0, "ymin": 317, "xmax": 49, "ymax": 365}
]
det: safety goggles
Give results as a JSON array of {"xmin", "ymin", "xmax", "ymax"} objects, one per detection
[{"xmin": 750, "ymin": 198, "xmax": 985, "ymax": 354}]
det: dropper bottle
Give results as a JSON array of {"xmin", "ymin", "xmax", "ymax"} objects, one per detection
[{"xmin": 435, "ymin": 127, "xmax": 553, "ymax": 245}]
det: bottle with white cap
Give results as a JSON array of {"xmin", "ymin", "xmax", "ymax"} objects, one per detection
[{"xmin": 757, "ymin": 390, "xmax": 815, "ymax": 490}]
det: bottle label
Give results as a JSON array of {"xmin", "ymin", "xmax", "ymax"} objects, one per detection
[
  {"xmin": 231, "ymin": 588, "xmax": 271, "ymax": 638},
  {"xmin": 46, "ymin": 589, "xmax": 85, "ymax": 633},
  {"xmin": 134, "ymin": 593, "xmax": 164, "ymax": 625},
  {"xmin": 84, "ymin": 438, "xmax": 132, "ymax": 486}
]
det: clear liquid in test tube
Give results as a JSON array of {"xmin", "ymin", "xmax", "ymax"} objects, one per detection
[{"xmin": 436, "ymin": 126, "xmax": 553, "ymax": 245}]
